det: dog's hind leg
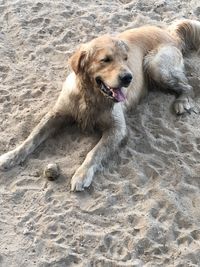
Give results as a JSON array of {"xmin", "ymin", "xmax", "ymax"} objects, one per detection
[
  {"xmin": 0, "ymin": 111, "xmax": 66, "ymax": 170},
  {"xmin": 144, "ymin": 45, "xmax": 194, "ymax": 115}
]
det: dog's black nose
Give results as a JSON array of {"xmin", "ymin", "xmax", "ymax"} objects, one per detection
[{"xmin": 119, "ymin": 73, "xmax": 133, "ymax": 87}]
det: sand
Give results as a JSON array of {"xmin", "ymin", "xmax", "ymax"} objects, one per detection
[{"xmin": 0, "ymin": 0, "xmax": 200, "ymax": 266}]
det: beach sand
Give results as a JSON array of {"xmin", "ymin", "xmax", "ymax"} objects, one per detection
[{"xmin": 0, "ymin": 0, "xmax": 200, "ymax": 266}]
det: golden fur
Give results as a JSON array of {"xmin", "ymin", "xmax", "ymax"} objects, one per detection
[{"xmin": 0, "ymin": 19, "xmax": 200, "ymax": 191}]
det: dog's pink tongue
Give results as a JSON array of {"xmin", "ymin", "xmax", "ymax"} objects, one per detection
[{"xmin": 113, "ymin": 88, "xmax": 126, "ymax": 102}]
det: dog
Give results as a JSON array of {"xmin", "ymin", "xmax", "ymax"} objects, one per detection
[{"xmin": 0, "ymin": 19, "xmax": 199, "ymax": 191}]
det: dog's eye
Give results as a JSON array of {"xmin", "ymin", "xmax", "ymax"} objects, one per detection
[
  {"xmin": 101, "ymin": 56, "xmax": 112, "ymax": 63},
  {"xmin": 124, "ymin": 56, "xmax": 128, "ymax": 61}
]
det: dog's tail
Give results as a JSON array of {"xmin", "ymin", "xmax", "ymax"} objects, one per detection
[{"xmin": 169, "ymin": 19, "xmax": 200, "ymax": 53}]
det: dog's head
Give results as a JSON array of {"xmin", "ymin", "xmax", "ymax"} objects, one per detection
[{"xmin": 69, "ymin": 35, "xmax": 132, "ymax": 102}]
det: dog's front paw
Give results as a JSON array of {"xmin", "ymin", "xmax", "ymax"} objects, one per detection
[
  {"xmin": 0, "ymin": 151, "xmax": 17, "ymax": 171},
  {"xmin": 0, "ymin": 154, "xmax": 12, "ymax": 171},
  {"xmin": 174, "ymin": 96, "xmax": 195, "ymax": 115},
  {"xmin": 71, "ymin": 167, "xmax": 94, "ymax": 192}
]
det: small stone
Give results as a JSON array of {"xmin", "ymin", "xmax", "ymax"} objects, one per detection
[{"xmin": 44, "ymin": 163, "xmax": 60, "ymax": 180}]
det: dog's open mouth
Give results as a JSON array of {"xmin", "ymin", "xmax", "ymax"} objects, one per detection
[{"xmin": 96, "ymin": 78, "xmax": 126, "ymax": 102}]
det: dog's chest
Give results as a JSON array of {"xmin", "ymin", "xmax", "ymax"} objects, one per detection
[
  {"xmin": 75, "ymin": 99, "xmax": 98, "ymax": 130},
  {"xmin": 75, "ymin": 98, "xmax": 110, "ymax": 130}
]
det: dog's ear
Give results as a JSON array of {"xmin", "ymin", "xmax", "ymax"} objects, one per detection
[
  {"xmin": 118, "ymin": 40, "xmax": 129, "ymax": 52},
  {"xmin": 69, "ymin": 46, "xmax": 88, "ymax": 74}
]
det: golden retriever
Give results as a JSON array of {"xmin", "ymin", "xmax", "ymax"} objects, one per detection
[{"xmin": 0, "ymin": 19, "xmax": 199, "ymax": 191}]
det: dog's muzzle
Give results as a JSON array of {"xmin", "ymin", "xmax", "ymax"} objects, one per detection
[{"xmin": 96, "ymin": 77, "xmax": 127, "ymax": 102}]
